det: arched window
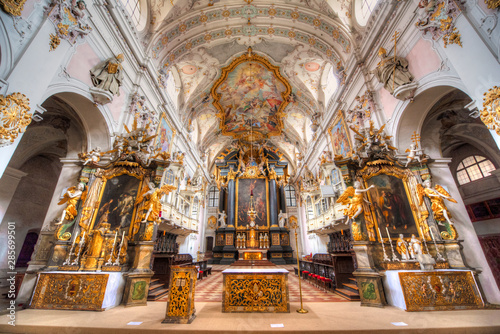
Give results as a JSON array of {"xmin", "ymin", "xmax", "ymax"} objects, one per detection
[
  {"xmin": 208, "ymin": 186, "xmax": 219, "ymax": 207},
  {"xmin": 331, "ymin": 168, "xmax": 343, "ymax": 193},
  {"xmin": 120, "ymin": 0, "xmax": 141, "ymax": 26},
  {"xmin": 285, "ymin": 185, "xmax": 296, "ymax": 207},
  {"xmin": 456, "ymin": 156, "xmax": 496, "ymax": 185},
  {"xmin": 164, "ymin": 169, "xmax": 175, "ymax": 185}
]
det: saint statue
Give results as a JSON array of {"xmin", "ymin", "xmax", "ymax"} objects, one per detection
[
  {"xmin": 396, "ymin": 234, "xmax": 410, "ymax": 261},
  {"xmin": 336, "ymin": 181, "xmax": 375, "ymax": 224},
  {"xmin": 374, "ymin": 47, "xmax": 414, "ymax": 95},
  {"xmin": 218, "ymin": 210, "xmax": 227, "ymax": 228},
  {"xmin": 90, "ymin": 54, "xmax": 125, "ymax": 96},
  {"xmin": 410, "ymin": 234, "xmax": 422, "ymax": 257}
]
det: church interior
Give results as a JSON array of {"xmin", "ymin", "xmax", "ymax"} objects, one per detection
[{"xmin": 2, "ymin": 0, "xmax": 500, "ymax": 332}]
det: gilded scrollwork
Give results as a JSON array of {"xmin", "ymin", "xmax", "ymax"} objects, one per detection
[
  {"xmin": 223, "ymin": 274, "xmax": 289, "ymax": 312},
  {"xmin": 415, "ymin": 0, "xmax": 462, "ymax": 49},
  {"xmin": 167, "ymin": 270, "xmax": 196, "ymax": 317},
  {"xmin": 480, "ymin": 86, "xmax": 500, "ymax": 135},
  {"xmin": 485, "ymin": 0, "xmax": 500, "ymax": 9},
  {"xmin": 31, "ymin": 273, "xmax": 108, "ymax": 310},
  {"xmin": 0, "ymin": 0, "xmax": 27, "ymax": 16},
  {"xmin": 0, "ymin": 92, "xmax": 32, "ymax": 147},
  {"xmin": 399, "ymin": 271, "xmax": 483, "ymax": 311}
]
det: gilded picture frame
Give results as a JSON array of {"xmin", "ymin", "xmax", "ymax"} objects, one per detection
[
  {"xmin": 358, "ymin": 163, "xmax": 429, "ymax": 240},
  {"xmin": 328, "ymin": 110, "xmax": 352, "ymax": 158},
  {"xmin": 88, "ymin": 168, "xmax": 145, "ymax": 237},
  {"xmin": 210, "ymin": 51, "xmax": 292, "ymax": 142},
  {"xmin": 155, "ymin": 113, "xmax": 176, "ymax": 155}
]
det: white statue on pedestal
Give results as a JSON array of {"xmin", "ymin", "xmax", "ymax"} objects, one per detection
[
  {"xmin": 278, "ymin": 210, "xmax": 287, "ymax": 228},
  {"xmin": 218, "ymin": 210, "xmax": 227, "ymax": 228},
  {"xmin": 396, "ymin": 234, "xmax": 410, "ymax": 261}
]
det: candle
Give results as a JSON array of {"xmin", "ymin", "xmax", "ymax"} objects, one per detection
[
  {"xmin": 429, "ymin": 227, "xmax": 435, "ymax": 241},
  {"xmin": 113, "ymin": 231, "xmax": 118, "ymax": 244}
]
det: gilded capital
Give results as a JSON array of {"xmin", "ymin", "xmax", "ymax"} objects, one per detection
[{"xmin": 0, "ymin": 92, "xmax": 32, "ymax": 147}]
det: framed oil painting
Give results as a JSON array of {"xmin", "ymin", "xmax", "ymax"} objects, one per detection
[
  {"xmin": 236, "ymin": 178, "xmax": 269, "ymax": 228},
  {"xmin": 91, "ymin": 174, "xmax": 142, "ymax": 235},
  {"xmin": 328, "ymin": 111, "xmax": 352, "ymax": 158},
  {"xmin": 365, "ymin": 174, "xmax": 418, "ymax": 238},
  {"xmin": 155, "ymin": 113, "xmax": 176, "ymax": 155}
]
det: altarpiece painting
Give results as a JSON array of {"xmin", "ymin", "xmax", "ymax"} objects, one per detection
[{"xmin": 236, "ymin": 178, "xmax": 269, "ymax": 228}]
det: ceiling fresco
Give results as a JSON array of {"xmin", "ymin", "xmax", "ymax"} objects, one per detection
[{"xmin": 211, "ymin": 50, "xmax": 291, "ymax": 142}]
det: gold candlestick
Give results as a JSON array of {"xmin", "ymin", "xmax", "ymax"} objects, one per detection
[{"xmin": 291, "ymin": 219, "xmax": 308, "ymax": 314}]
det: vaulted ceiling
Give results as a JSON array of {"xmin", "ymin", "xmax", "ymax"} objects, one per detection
[{"xmin": 139, "ymin": 0, "xmax": 366, "ymax": 173}]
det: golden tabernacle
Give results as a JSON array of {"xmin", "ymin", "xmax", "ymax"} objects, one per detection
[{"xmin": 222, "ymin": 269, "xmax": 290, "ymax": 313}]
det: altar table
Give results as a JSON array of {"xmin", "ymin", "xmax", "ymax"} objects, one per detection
[{"xmin": 222, "ymin": 268, "xmax": 290, "ymax": 313}]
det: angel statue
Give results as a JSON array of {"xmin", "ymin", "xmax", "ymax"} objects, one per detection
[
  {"xmin": 55, "ymin": 182, "xmax": 87, "ymax": 241},
  {"xmin": 417, "ymin": 179, "xmax": 458, "ymax": 239},
  {"xmin": 138, "ymin": 182, "xmax": 177, "ymax": 224},
  {"xmin": 56, "ymin": 183, "xmax": 87, "ymax": 225},
  {"xmin": 337, "ymin": 181, "xmax": 375, "ymax": 224}
]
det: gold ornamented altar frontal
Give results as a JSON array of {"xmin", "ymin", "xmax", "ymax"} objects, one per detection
[
  {"xmin": 399, "ymin": 271, "xmax": 484, "ymax": 312},
  {"xmin": 222, "ymin": 270, "xmax": 289, "ymax": 313},
  {"xmin": 31, "ymin": 273, "xmax": 108, "ymax": 311}
]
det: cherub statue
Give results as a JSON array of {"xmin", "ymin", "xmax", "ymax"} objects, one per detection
[
  {"xmin": 56, "ymin": 183, "xmax": 87, "ymax": 225},
  {"xmin": 218, "ymin": 210, "xmax": 227, "ymax": 228},
  {"xmin": 417, "ymin": 179, "xmax": 457, "ymax": 226},
  {"xmin": 90, "ymin": 54, "xmax": 124, "ymax": 96},
  {"xmin": 405, "ymin": 144, "xmax": 424, "ymax": 167},
  {"xmin": 336, "ymin": 181, "xmax": 375, "ymax": 224},
  {"xmin": 80, "ymin": 147, "xmax": 102, "ymax": 165}
]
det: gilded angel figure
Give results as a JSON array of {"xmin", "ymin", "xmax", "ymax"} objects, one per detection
[
  {"xmin": 417, "ymin": 179, "xmax": 458, "ymax": 239},
  {"xmin": 336, "ymin": 181, "xmax": 375, "ymax": 223},
  {"xmin": 56, "ymin": 183, "xmax": 87, "ymax": 224}
]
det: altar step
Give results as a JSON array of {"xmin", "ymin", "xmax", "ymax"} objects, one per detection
[
  {"xmin": 334, "ymin": 278, "xmax": 360, "ymax": 301},
  {"xmin": 147, "ymin": 278, "xmax": 169, "ymax": 301}
]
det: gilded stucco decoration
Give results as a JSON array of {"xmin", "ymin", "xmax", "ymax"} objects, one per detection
[
  {"xmin": 164, "ymin": 267, "xmax": 197, "ymax": 323},
  {"xmin": 47, "ymin": 0, "xmax": 92, "ymax": 51},
  {"xmin": 222, "ymin": 273, "xmax": 290, "ymax": 312},
  {"xmin": 480, "ymin": 86, "xmax": 500, "ymax": 136},
  {"xmin": 0, "ymin": 92, "xmax": 32, "ymax": 147},
  {"xmin": 399, "ymin": 271, "xmax": 484, "ymax": 311},
  {"xmin": 415, "ymin": 0, "xmax": 462, "ymax": 48},
  {"xmin": 0, "ymin": 0, "xmax": 27, "ymax": 16},
  {"xmin": 485, "ymin": 0, "xmax": 500, "ymax": 9},
  {"xmin": 211, "ymin": 48, "xmax": 292, "ymax": 142},
  {"xmin": 31, "ymin": 273, "xmax": 108, "ymax": 310}
]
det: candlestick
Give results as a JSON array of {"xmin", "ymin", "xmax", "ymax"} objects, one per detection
[
  {"xmin": 429, "ymin": 227, "xmax": 445, "ymax": 261},
  {"xmin": 386, "ymin": 226, "xmax": 399, "ymax": 261},
  {"xmin": 377, "ymin": 226, "xmax": 390, "ymax": 262},
  {"xmin": 114, "ymin": 231, "xmax": 126, "ymax": 265},
  {"xmin": 72, "ymin": 231, "xmax": 86, "ymax": 266},
  {"xmin": 106, "ymin": 231, "xmax": 118, "ymax": 266},
  {"xmin": 420, "ymin": 226, "xmax": 430, "ymax": 255},
  {"xmin": 63, "ymin": 235, "xmax": 77, "ymax": 265}
]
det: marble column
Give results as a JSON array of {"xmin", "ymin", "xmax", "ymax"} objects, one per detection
[
  {"xmin": 227, "ymin": 179, "xmax": 235, "ymax": 228},
  {"xmin": 220, "ymin": 177, "xmax": 236, "ymax": 264},
  {"xmin": 269, "ymin": 178, "xmax": 278, "ymax": 228}
]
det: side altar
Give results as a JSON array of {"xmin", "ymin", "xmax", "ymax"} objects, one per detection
[
  {"xmin": 25, "ymin": 118, "xmax": 179, "ymax": 311},
  {"xmin": 333, "ymin": 122, "xmax": 484, "ymax": 311},
  {"xmin": 222, "ymin": 268, "xmax": 290, "ymax": 313}
]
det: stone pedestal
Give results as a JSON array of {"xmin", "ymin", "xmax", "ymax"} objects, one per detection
[
  {"xmin": 130, "ymin": 241, "xmax": 154, "ymax": 273},
  {"xmin": 443, "ymin": 240, "xmax": 467, "ymax": 268},
  {"xmin": 353, "ymin": 272, "xmax": 387, "ymax": 308},
  {"xmin": 122, "ymin": 272, "xmax": 152, "ymax": 307},
  {"xmin": 220, "ymin": 227, "xmax": 236, "ymax": 265},
  {"xmin": 269, "ymin": 227, "xmax": 285, "ymax": 265}
]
